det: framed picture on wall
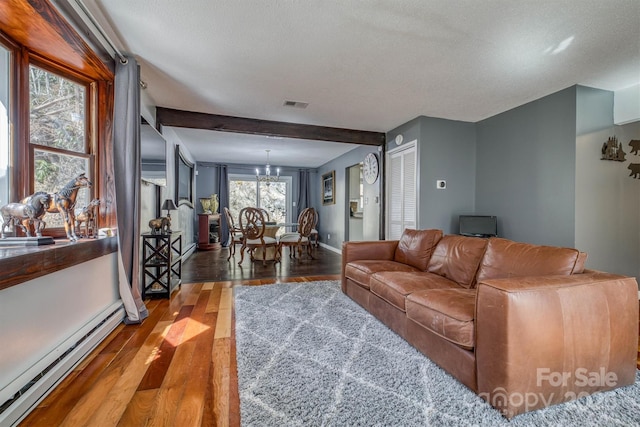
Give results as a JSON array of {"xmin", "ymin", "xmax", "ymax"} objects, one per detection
[
  {"xmin": 175, "ymin": 145, "xmax": 194, "ymax": 208},
  {"xmin": 322, "ymin": 170, "xmax": 335, "ymax": 205}
]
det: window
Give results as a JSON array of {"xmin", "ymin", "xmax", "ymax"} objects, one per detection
[
  {"xmin": 0, "ymin": 0, "xmax": 115, "ymax": 289},
  {"xmin": 229, "ymin": 174, "xmax": 292, "ymax": 236},
  {"xmin": 28, "ymin": 64, "xmax": 92, "ymax": 230}
]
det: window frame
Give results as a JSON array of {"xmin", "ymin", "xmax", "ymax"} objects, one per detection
[
  {"xmin": 25, "ymin": 59, "xmax": 96, "ymax": 237},
  {"xmin": 228, "ymin": 173, "xmax": 293, "ymax": 225},
  {"xmin": 0, "ymin": 0, "xmax": 117, "ymax": 288},
  {"xmin": 18, "ymin": 56, "xmax": 97, "ymax": 237}
]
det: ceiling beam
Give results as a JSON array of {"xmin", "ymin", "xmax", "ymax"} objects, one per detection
[{"xmin": 155, "ymin": 107, "xmax": 385, "ymax": 146}]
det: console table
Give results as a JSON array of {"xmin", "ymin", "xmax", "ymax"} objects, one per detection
[
  {"xmin": 141, "ymin": 231, "xmax": 182, "ymax": 298},
  {"xmin": 198, "ymin": 213, "xmax": 221, "ymax": 250}
]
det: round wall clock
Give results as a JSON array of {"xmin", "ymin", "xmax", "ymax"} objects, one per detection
[{"xmin": 363, "ymin": 152, "xmax": 379, "ymax": 184}]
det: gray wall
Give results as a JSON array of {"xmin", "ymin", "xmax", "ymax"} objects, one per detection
[
  {"xmin": 335, "ymin": 85, "xmax": 639, "ymax": 281},
  {"xmin": 195, "ymin": 162, "xmax": 319, "ymax": 243},
  {"xmin": 419, "ymin": 117, "xmax": 476, "ymax": 233},
  {"xmin": 475, "ymin": 86, "xmax": 577, "ymax": 246},
  {"xmin": 385, "ymin": 116, "xmax": 476, "ymax": 235},
  {"xmin": 316, "ymin": 145, "xmax": 380, "ymax": 250},
  {"xmin": 196, "ymin": 162, "xmax": 306, "ymax": 214}
]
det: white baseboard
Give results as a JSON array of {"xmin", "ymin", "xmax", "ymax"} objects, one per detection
[
  {"xmin": 183, "ymin": 242, "xmax": 197, "ymax": 260},
  {"xmin": 0, "ymin": 302, "xmax": 124, "ymax": 427},
  {"xmin": 318, "ymin": 242, "xmax": 342, "ymax": 255}
]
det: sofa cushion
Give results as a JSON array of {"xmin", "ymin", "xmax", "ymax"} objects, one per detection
[
  {"xmin": 369, "ymin": 271, "xmax": 460, "ymax": 311},
  {"xmin": 476, "ymin": 238, "xmax": 580, "ymax": 282},
  {"xmin": 394, "ymin": 228, "xmax": 443, "ymax": 270},
  {"xmin": 573, "ymin": 252, "xmax": 588, "ymax": 274},
  {"xmin": 344, "ymin": 260, "xmax": 420, "ymax": 290},
  {"xmin": 427, "ymin": 235, "xmax": 488, "ymax": 289},
  {"xmin": 406, "ymin": 289, "xmax": 476, "ymax": 350}
]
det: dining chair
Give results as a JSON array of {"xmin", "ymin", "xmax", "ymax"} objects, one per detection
[
  {"xmin": 237, "ymin": 207, "xmax": 279, "ymax": 265},
  {"xmin": 223, "ymin": 207, "xmax": 244, "ymax": 261},
  {"xmin": 309, "ymin": 208, "xmax": 319, "ymax": 247},
  {"xmin": 258, "ymin": 207, "xmax": 270, "ymax": 222},
  {"xmin": 277, "ymin": 207, "xmax": 315, "ymax": 259}
]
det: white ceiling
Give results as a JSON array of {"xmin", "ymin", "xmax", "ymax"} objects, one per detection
[
  {"xmin": 166, "ymin": 128, "xmax": 360, "ymax": 168},
  {"xmin": 84, "ymin": 0, "xmax": 640, "ymax": 167}
]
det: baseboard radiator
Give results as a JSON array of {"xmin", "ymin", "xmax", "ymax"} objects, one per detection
[{"xmin": 0, "ymin": 302, "xmax": 125, "ymax": 426}]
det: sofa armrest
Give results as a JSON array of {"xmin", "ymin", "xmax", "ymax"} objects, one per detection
[
  {"xmin": 341, "ymin": 240, "xmax": 398, "ymax": 289},
  {"xmin": 475, "ymin": 272, "xmax": 639, "ymax": 418},
  {"xmin": 342, "ymin": 240, "xmax": 398, "ymax": 264}
]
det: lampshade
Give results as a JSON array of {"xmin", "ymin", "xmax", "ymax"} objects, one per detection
[{"xmin": 161, "ymin": 199, "xmax": 178, "ymax": 211}]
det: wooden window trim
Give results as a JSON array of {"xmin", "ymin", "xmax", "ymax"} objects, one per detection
[
  {"xmin": 0, "ymin": 0, "xmax": 117, "ymax": 286},
  {"xmin": 0, "ymin": 236, "xmax": 118, "ymax": 291}
]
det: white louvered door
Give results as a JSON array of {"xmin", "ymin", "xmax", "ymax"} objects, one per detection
[{"xmin": 386, "ymin": 142, "xmax": 417, "ymax": 239}]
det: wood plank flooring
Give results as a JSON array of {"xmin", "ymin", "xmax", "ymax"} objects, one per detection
[
  {"xmin": 18, "ymin": 245, "xmax": 640, "ymax": 425},
  {"xmin": 20, "ymin": 245, "xmax": 341, "ymax": 426}
]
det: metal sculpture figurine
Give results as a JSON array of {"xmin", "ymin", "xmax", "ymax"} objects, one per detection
[
  {"xmin": 75, "ymin": 198, "xmax": 100, "ymax": 238},
  {"xmin": 22, "ymin": 173, "xmax": 92, "ymax": 241},
  {"xmin": 149, "ymin": 216, "xmax": 171, "ymax": 234},
  {"xmin": 0, "ymin": 192, "xmax": 51, "ymax": 238},
  {"xmin": 20, "ymin": 191, "xmax": 53, "ymax": 236}
]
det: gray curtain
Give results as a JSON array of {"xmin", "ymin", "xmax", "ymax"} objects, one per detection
[
  {"xmin": 297, "ymin": 169, "xmax": 311, "ymax": 217},
  {"xmin": 217, "ymin": 164, "xmax": 229, "ymax": 246},
  {"xmin": 114, "ymin": 56, "xmax": 148, "ymax": 324}
]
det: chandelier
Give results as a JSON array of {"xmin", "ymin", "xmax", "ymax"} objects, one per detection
[{"xmin": 255, "ymin": 149, "xmax": 280, "ymax": 186}]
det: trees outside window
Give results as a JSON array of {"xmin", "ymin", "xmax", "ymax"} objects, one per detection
[
  {"xmin": 228, "ymin": 175, "xmax": 291, "ymax": 236},
  {"xmin": 29, "ymin": 65, "xmax": 92, "ymax": 228}
]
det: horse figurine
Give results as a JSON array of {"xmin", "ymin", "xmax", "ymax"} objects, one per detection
[
  {"xmin": 22, "ymin": 173, "xmax": 92, "ymax": 241},
  {"xmin": 1, "ymin": 192, "xmax": 51, "ymax": 238},
  {"xmin": 75, "ymin": 198, "xmax": 100, "ymax": 238},
  {"xmin": 20, "ymin": 191, "xmax": 52, "ymax": 236}
]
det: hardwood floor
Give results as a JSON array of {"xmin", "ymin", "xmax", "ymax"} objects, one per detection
[
  {"xmin": 182, "ymin": 243, "xmax": 342, "ymax": 283},
  {"xmin": 19, "ymin": 246, "xmax": 341, "ymax": 426},
  {"xmin": 18, "ymin": 246, "xmax": 640, "ymax": 426}
]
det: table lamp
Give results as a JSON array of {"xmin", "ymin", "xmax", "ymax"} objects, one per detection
[{"xmin": 161, "ymin": 199, "xmax": 178, "ymax": 232}]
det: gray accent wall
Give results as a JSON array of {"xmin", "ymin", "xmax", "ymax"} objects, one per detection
[
  {"xmin": 184, "ymin": 85, "xmax": 638, "ymax": 281},
  {"xmin": 475, "ymin": 86, "xmax": 577, "ymax": 247},
  {"xmin": 196, "ymin": 162, "xmax": 305, "ymax": 214},
  {"xmin": 316, "ymin": 145, "xmax": 380, "ymax": 250},
  {"xmin": 418, "ymin": 117, "xmax": 476, "ymax": 233},
  {"xmin": 386, "ymin": 116, "xmax": 476, "ymax": 235},
  {"xmin": 313, "ymin": 84, "xmax": 639, "ymax": 281}
]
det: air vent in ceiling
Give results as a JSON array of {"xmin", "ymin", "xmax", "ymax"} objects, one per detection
[{"xmin": 283, "ymin": 100, "xmax": 309, "ymax": 109}]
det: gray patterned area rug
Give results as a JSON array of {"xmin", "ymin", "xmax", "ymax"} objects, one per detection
[{"xmin": 234, "ymin": 280, "xmax": 640, "ymax": 426}]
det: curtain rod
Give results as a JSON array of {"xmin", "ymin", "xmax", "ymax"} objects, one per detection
[{"xmin": 64, "ymin": 0, "xmax": 128, "ymax": 64}]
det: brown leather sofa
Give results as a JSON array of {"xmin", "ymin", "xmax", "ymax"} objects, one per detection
[{"xmin": 341, "ymin": 229, "xmax": 639, "ymax": 418}]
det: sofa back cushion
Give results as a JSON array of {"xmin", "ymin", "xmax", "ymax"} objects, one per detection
[
  {"xmin": 393, "ymin": 228, "xmax": 443, "ymax": 270},
  {"xmin": 427, "ymin": 235, "xmax": 489, "ymax": 288},
  {"xmin": 476, "ymin": 238, "xmax": 580, "ymax": 282}
]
